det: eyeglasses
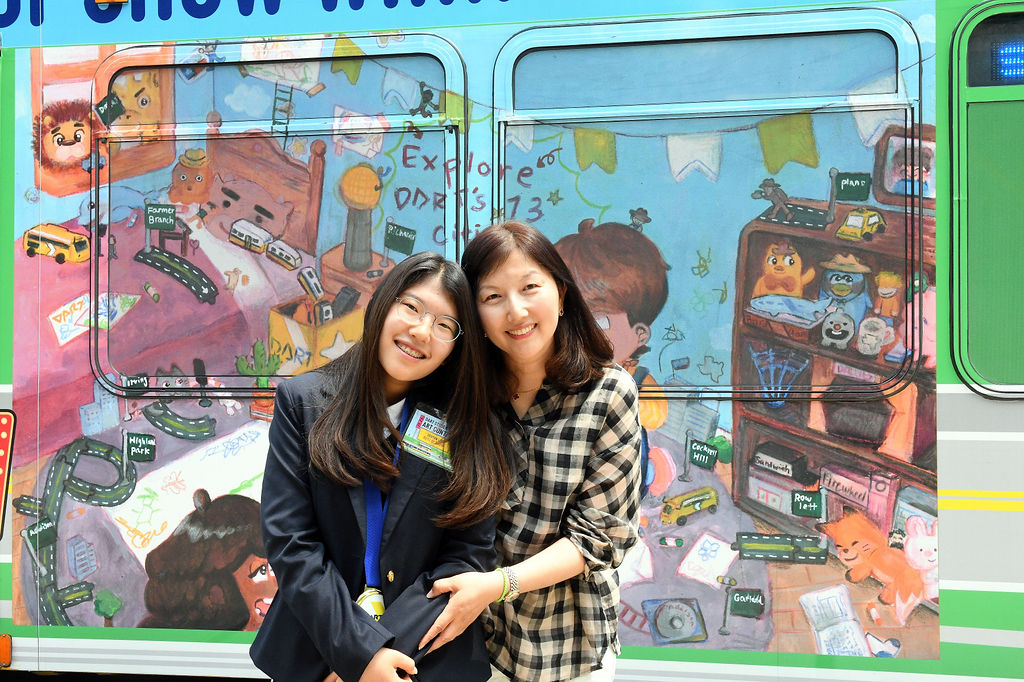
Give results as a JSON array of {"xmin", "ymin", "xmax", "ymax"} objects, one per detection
[{"xmin": 393, "ymin": 296, "xmax": 462, "ymax": 342}]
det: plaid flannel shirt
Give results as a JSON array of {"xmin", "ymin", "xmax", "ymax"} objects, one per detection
[{"xmin": 484, "ymin": 364, "xmax": 642, "ymax": 682}]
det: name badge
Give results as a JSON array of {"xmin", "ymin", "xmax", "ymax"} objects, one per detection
[
  {"xmin": 356, "ymin": 585, "xmax": 385, "ymax": 621},
  {"xmin": 402, "ymin": 404, "xmax": 452, "ymax": 471}
]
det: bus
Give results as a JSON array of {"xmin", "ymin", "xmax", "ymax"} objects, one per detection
[
  {"xmin": 1, "ymin": 0, "xmax": 1021, "ymax": 680},
  {"xmin": 296, "ymin": 265, "xmax": 325, "ymax": 300},
  {"xmin": 227, "ymin": 219, "xmax": 274, "ymax": 254},
  {"xmin": 265, "ymin": 239, "xmax": 302, "ymax": 270},
  {"xmin": 21, "ymin": 223, "xmax": 90, "ymax": 264},
  {"xmin": 661, "ymin": 486, "xmax": 719, "ymax": 526}
]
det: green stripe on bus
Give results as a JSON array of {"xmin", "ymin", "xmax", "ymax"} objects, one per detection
[
  {"xmin": 3, "ymin": 622, "xmax": 255, "ymax": 644},
  {"xmin": 942, "ymin": 590, "xmax": 1024, "ymax": 632},
  {"xmin": 623, "ymin": 642, "xmax": 1024, "ymax": 678}
]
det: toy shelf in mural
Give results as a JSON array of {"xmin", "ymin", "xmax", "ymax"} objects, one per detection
[
  {"xmin": 9, "ymin": 10, "xmax": 938, "ymax": 667},
  {"xmin": 727, "ymin": 123, "xmax": 939, "ymax": 651}
]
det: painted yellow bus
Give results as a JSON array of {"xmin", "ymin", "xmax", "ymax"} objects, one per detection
[{"xmin": 22, "ymin": 223, "xmax": 90, "ymax": 264}]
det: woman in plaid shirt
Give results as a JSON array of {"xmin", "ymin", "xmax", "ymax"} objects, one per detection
[{"xmin": 419, "ymin": 221, "xmax": 643, "ymax": 681}]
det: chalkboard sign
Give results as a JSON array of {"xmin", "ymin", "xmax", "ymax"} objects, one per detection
[
  {"xmin": 834, "ymin": 172, "xmax": 872, "ymax": 201},
  {"xmin": 791, "ymin": 490, "xmax": 823, "ymax": 518},
  {"xmin": 95, "ymin": 93, "xmax": 125, "ymax": 127},
  {"xmin": 123, "ymin": 374, "xmax": 149, "ymax": 393},
  {"xmin": 384, "ymin": 220, "xmax": 416, "ymax": 256},
  {"xmin": 145, "ymin": 204, "xmax": 177, "ymax": 232},
  {"xmin": 23, "ymin": 517, "xmax": 58, "ymax": 550},
  {"xmin": 123, "ymin": 431, "xmax": 156, "ymax": 462},
  {"xmin": 729, "ymin": 588, "xmax": 765, "ymax": 618},
  {"xmin": 688, "ymin": 438, "xmax": 718, "ymax": 469}
]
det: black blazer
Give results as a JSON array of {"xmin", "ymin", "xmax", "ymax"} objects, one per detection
[{"xmin": 250, "ymin": 370, "xmax": 493, "ymax": 682}]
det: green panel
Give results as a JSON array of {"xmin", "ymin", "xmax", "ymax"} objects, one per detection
[
  {"xmin": 0, "ymin": 47, "xmax": 13, "ymax": 386},
  {"xmin": 942, "ymin": 589, "xmax": 1024, "ymax": 631},
  {"xmin": 0, "ymin": 562, "xmax": 11, "ymax": 600},
  {"xmin": 965, "ymin": 100, "xmax": 1024, "ymax": 384},
  {"xmin": 936, "ymin": 0, "xmax": 957, "ymax": 386}
]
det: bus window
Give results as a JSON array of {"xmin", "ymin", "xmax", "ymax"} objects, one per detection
[
  {"xmin": 952, "ymin": 8, "xmax": 1024, "ymax": 394},
  {"xmin": 494, "ymin": 14, "xmax": 917, "ymax": 400},
  {"xmin": 87, "ymin": 38, "xmax": 461, "ymax": 392}
]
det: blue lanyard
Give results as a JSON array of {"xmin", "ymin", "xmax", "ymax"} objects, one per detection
[{"xmin": 362, "ymin": 399, "xmax": 412, "ymax": 588}]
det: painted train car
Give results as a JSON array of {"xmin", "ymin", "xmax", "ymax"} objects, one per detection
[{"xmin": 0, "ymin": 0, "xmax": 1021, "ymax": 679}]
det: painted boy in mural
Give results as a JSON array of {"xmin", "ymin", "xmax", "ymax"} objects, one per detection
[{"xmin": 555, "ymin": 218, "xmax": 670, "ymax": 432}]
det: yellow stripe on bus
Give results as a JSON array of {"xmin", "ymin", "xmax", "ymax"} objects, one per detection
[
  {"xmin": 939, "ymin": 490, "xmax": 1024, "ymax": 499},
  {"xmin": 938, "ymin": 499, "xmax": 1024, "ymax": 512}
]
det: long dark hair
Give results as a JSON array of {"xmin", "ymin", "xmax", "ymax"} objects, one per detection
[
  {"xmin": 461, "ymin": 221, "xmax": 613, "ymax": 401},
  {"xmin": 307, "ymin": 251, "xmax": 511, "ymax": 528}
]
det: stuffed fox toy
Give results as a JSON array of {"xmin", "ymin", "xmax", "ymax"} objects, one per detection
[{"xmin": 817, "ymin": 506, "xmax": 923, "ymax": 624}]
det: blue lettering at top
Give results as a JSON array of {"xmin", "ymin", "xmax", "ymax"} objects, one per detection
[
  {"xmin": 81, "ymin": 0, "xmax": 122, "ymax": 25},
  {"xmin": 3, "ymin": 0, "xmax": 514, "ymax": 30}
]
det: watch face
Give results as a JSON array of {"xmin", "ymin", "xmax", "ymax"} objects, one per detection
[{"xmin": 641, "ymin": 598, "xmax": 708, "ymax": 644}]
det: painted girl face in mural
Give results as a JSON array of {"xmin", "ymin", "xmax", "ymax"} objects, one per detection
[
  {"xmin": 476, "ymin": 249, "xmax": 564, "ymax": 375},
  {"xmin": 231, "ymin": 554, "xmax": 277, "ymax": 631},
  {"xmin": 140, "ymin": 491, "xmax": 268, "ymax": 631}
]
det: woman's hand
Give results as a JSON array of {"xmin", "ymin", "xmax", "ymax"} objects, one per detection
[
  {"xmin": 418, "ymin": 570, "xmax": 505, "ymax": 653},
  {"xmin": 357, "ymin": 648, "xmax": 417, "ymax": 682}
]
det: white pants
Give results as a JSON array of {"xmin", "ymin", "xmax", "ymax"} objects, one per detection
[{"xmin": 486, "ymin": 649, "xmax": 617, "ymax": 682}]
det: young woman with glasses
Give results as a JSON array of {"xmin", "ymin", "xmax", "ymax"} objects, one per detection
[{"xmin": 251, "ymin": 251, "xmax": 513, "ymax": 682}]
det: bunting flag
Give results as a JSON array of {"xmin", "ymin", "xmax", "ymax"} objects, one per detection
[
  {"xmin": 440, "ymin": 90, "xmax": 472, "ymax": 132},
  {"xmin": 381, "ymin": 68, "xmax": 420, "ymax": 109},
  {"xmin": 322, "ymin": 54, "xmax": 913, "ymax": 210},
  {"xmin": 848, "ymin": 72, "xmax": 909, "ymax": 146},
  {"xmin": 666, "ymin": 133, "xmax": 723, "ymax": 182},
  {"xmin": 758, "ymin": 113, "xmax": 819, "ymax": 174},
  {"xmin": 504, "ymin": 124, "xmax": 535, "ymax": 153},
  {"xmin": 574, "ymin": 127, "xmax": 617, "ymax": 174},
  {"xmin": 331, "ymin": 37, "xmax": 364, "ymax": 84}
]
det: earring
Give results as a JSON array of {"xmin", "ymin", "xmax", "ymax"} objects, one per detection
[{"xmin": 558, "ymin": 308, "xmax": 564, "ymax": 317}]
